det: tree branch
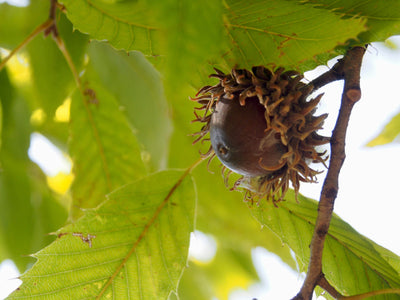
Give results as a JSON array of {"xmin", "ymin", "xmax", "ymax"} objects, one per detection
[{"xmin": 291, "ymin": 46, "xmax": 366, "ymax": 300}]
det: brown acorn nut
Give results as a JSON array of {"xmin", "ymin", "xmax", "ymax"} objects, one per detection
[
  {"xmin": 210, "ymin": 95, "xmax": 287, "ymax": 177},
  {"xmin": 192, "ymin": 66, "xmax": 329, "ymax": 201}
]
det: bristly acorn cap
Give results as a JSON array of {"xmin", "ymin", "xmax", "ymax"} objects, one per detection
[{"xmin": 192, "ymin": 66, "xmax": 329, "ymax": 203}]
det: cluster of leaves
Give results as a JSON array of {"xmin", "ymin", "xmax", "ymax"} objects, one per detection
[{"xmin": 0, "ymin": 0, "xmax": 400, "ymax": 299}]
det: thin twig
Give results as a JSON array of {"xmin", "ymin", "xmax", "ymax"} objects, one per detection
[
  {"xmin": 291, "ymin": 46, "xmax": 366, "ymax": 300},
  {"xmin": 0, "ymin": 0, "xmax": 62, "ymax": 72},
  {"xmin": 0, "ymin": 19, "xmax": 53, "ymax": 72}
]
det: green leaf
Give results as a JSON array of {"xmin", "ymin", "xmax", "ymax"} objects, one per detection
[
  {"xmin": 250, "ymin": 191, "xmax": 400, "ymax": 298},
  {"xmin": 367, "ymin": 111, "xmax": 400, "ymax": 147},
  {"xmin": 27, "ymin": 12, "xmax": 88, "ymax": 116},
  {"xmin": 87, "ymin": 41, "xmax": 172, "ymax": 170},
  {"xmin": 372, "ymin": 243, "xmax": 400, "ymax": 277},
  {"xmin": 149, "ymin": 0, "xmax": 224, "ymax": 90},
  {"xmin": 61, "ymin": 1, "xmax": 366, "ymax": 74},
  {"xmin": 9, "ymin": 170, "xmax": 196, "ymax": 299},
  {"xmin": 302, "ymin": 0, "xmax": 400, "ymax": 43},
  {"xmin": 69, "ymin": 80, "xmax": 147, "ymax": 219},
  {"xmin": 60, "ymin": 0, "xmax": 162, "ymax": 55},
  {"xmin": 60, "ymin": 0, "xmax": 225, "ymax": 109},
  {"xmin": 223, "ymin": 0, "xmax": 367, "ymax": 71}
]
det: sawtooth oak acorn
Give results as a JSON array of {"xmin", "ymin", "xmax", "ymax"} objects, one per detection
[
  {"xmin": 210, "ymin": 95, "xmax": 287, "ymax": 177},
  {"xmin": 192, "ymin": 66, "xmax": 329, "ymax": 202}
]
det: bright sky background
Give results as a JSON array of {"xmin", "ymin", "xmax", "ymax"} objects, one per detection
[{"xmin": 0, "ymin": 1, "xmax": 400, "ymax": 297}]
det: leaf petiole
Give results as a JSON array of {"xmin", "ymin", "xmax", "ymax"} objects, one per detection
[
  {"xmin": 0, "ymin": 19, "xmax": 53, "ymax": 72},
  {"xmin": 340, "ymin": 288, "xmax": 400, "ymax": 300}
]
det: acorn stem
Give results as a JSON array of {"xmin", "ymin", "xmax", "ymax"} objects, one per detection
[{"xmin": 306, "ymin": 58, "xmax": 346, "ymax": 92}]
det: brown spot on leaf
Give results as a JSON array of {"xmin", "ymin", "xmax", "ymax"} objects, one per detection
[
  {"xmin": 57, "ymin": 232, "xmax": 69, "ymax": 238},
  {"xmin": 72, "ymin": 232, "xmax": 96, "ymax": 248},
  {"xmin": 84, "ymin": 88, "xmax": 99, "ymax": 105}
]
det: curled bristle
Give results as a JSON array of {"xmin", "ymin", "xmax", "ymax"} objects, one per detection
[
  {"xmin": 192, "ymin": 66, "xmax": 329, "ymax": 202},
  {"xmin": 206, "ymin": 152, "xmax": 217, "ymax": 173}
]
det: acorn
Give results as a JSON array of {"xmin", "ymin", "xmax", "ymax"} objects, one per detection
[
  {"xmin": 210, "ymin": 95, "xmax": 287, "ymax": 177},
  {"xmin": 192, "ymin": 66, "xmax": 329, "ymax": 202}
]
